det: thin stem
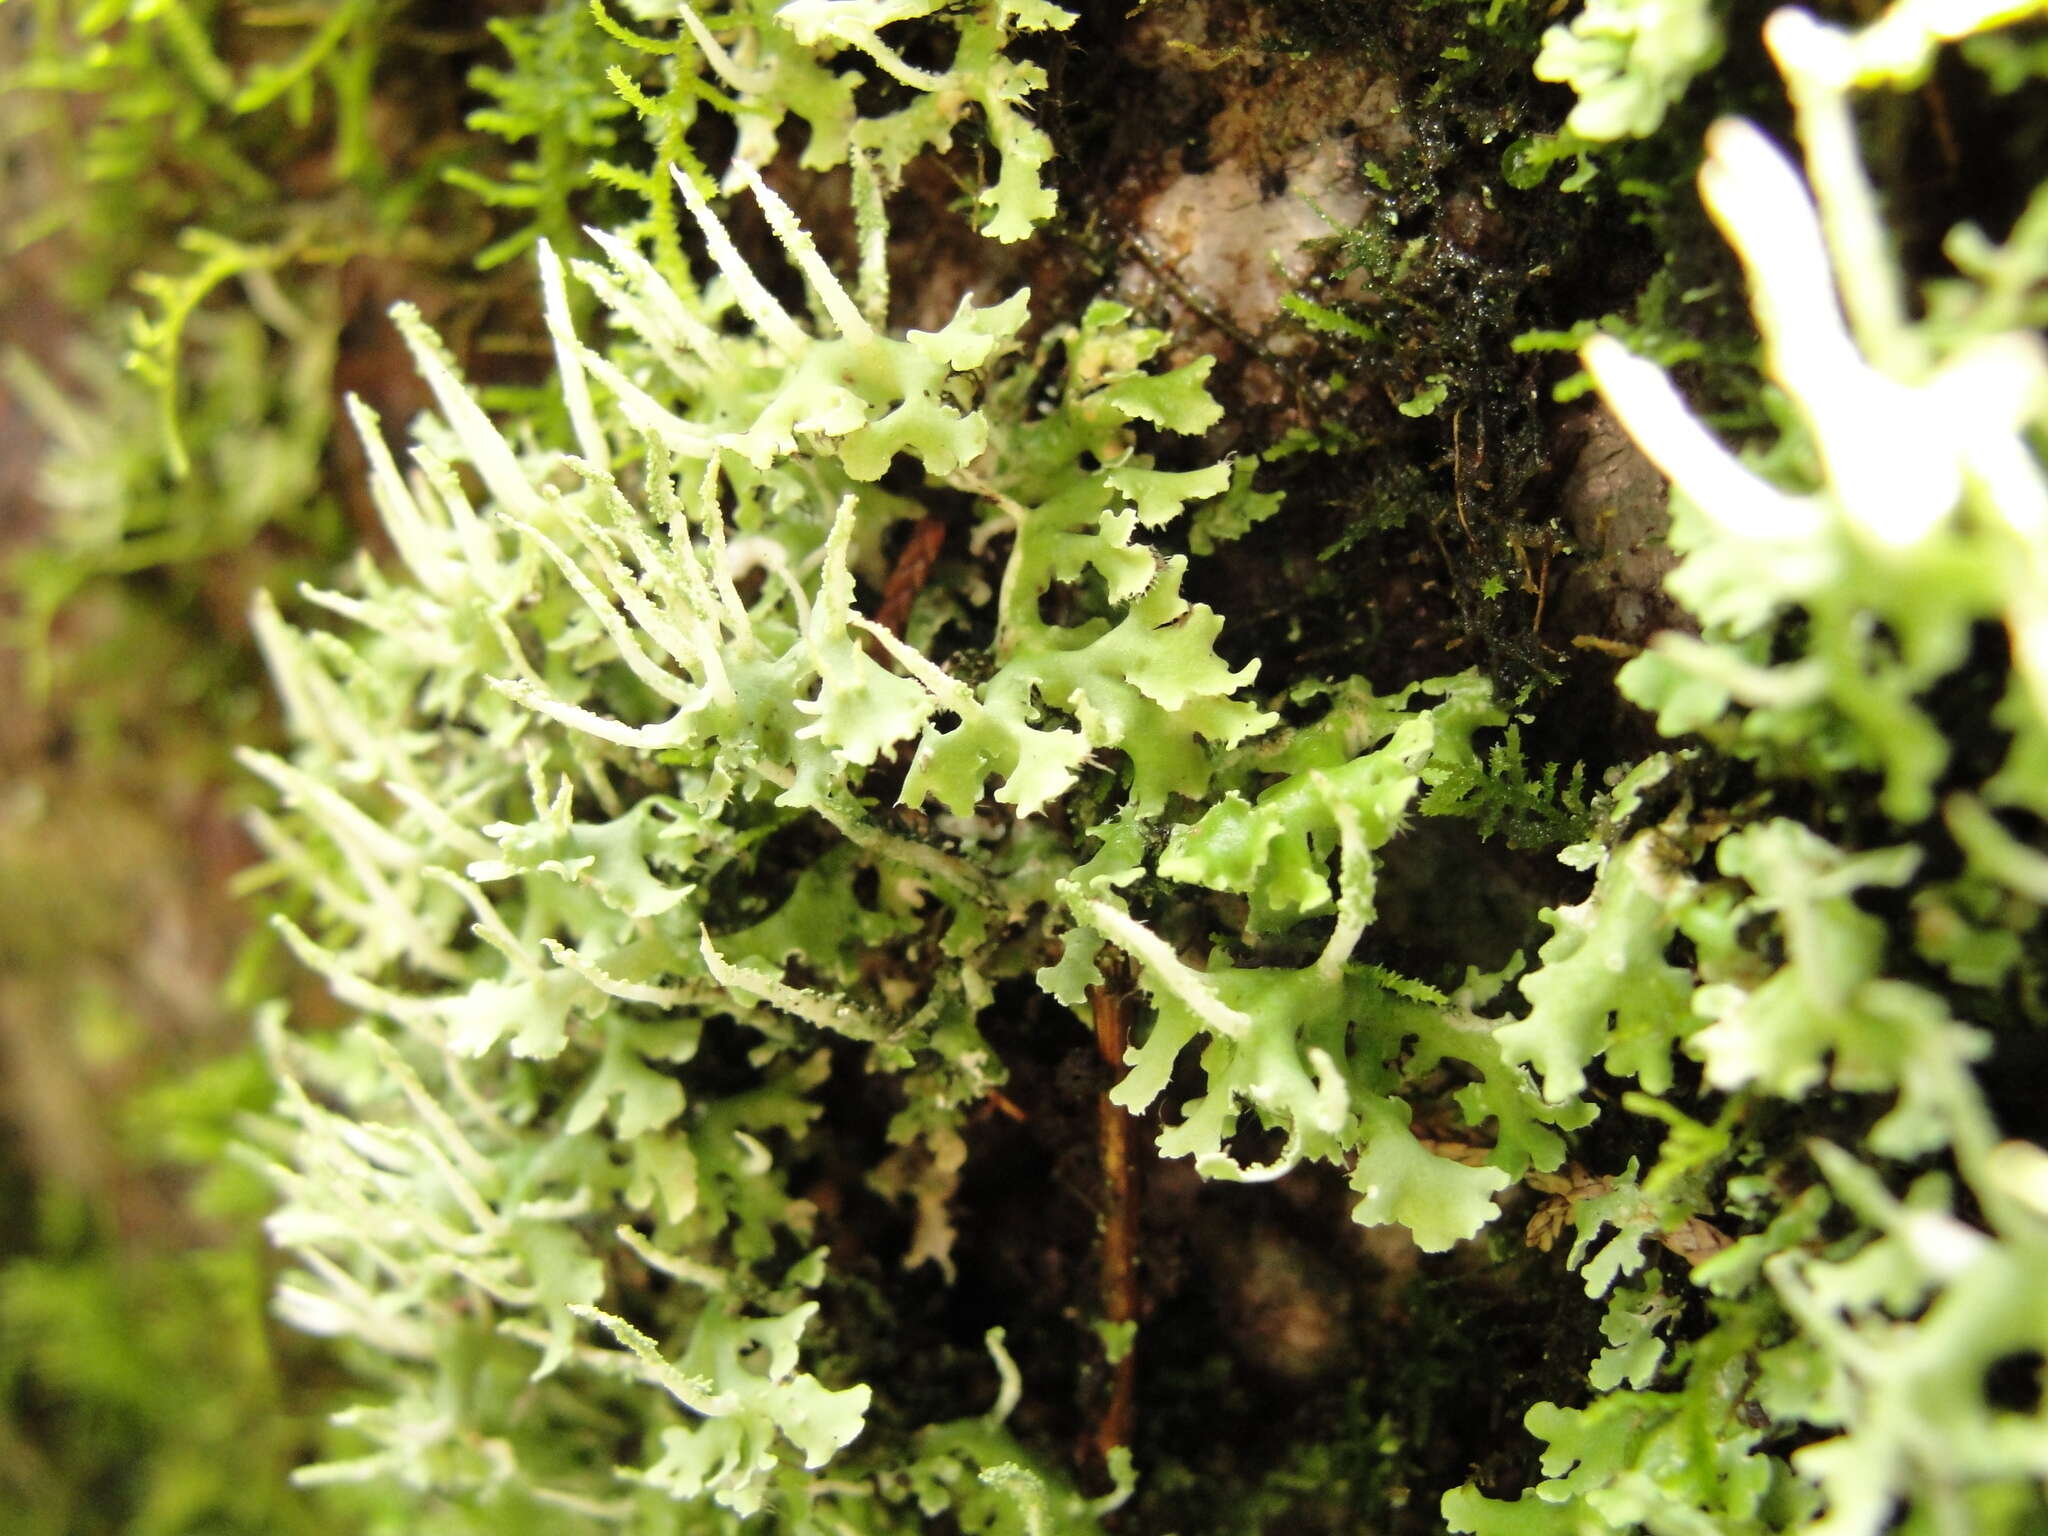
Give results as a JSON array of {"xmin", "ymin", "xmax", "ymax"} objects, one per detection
[{"xmin": 1089, "ymin": 980, "xmax": 1139, "ymax": 1470}]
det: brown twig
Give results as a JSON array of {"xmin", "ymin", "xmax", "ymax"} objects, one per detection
[
  {"xmin": 1922, "ymin": 77, "xmax": 1961, "ymax": 182},
  {"xmin": 873, "ymin": 516, "xmax": 948, "ymax": 640},
  {"xmin": 982, "ymin": 1087, "xmax": 1029, "ymax": 1123},
  {"xmin": 1451, "ymin": 407, "xmax": 1479, "ymax": 554},
  {"xmin": 1088, "ymin": 979, "xmax": 1139, "ymax": 1471}
]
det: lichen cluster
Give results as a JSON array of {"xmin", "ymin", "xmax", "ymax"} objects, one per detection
[
  {"xmin": 8, "ymin": 0, "xmax": 2048, "ymax": 1531},
  {"xmin": 1445, "ymin": 3, "xmax": 2048, "ymax": 1530}
]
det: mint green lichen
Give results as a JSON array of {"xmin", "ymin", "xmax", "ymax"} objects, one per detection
[
  {"xmin": 237, "ymin": 3, "xmax": 1636, "ymax": 1517},
  {"xmin": 1535, "ymin": 0, "xmax": 1723, "ymax": 141},
  {"xmin": 27, "ymin": 0, "xmax": 2039, "ymax": 1527},
  {"xmin": 1448, "ymin": 2, "xmax": 2048, "ymax": 1531}
]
